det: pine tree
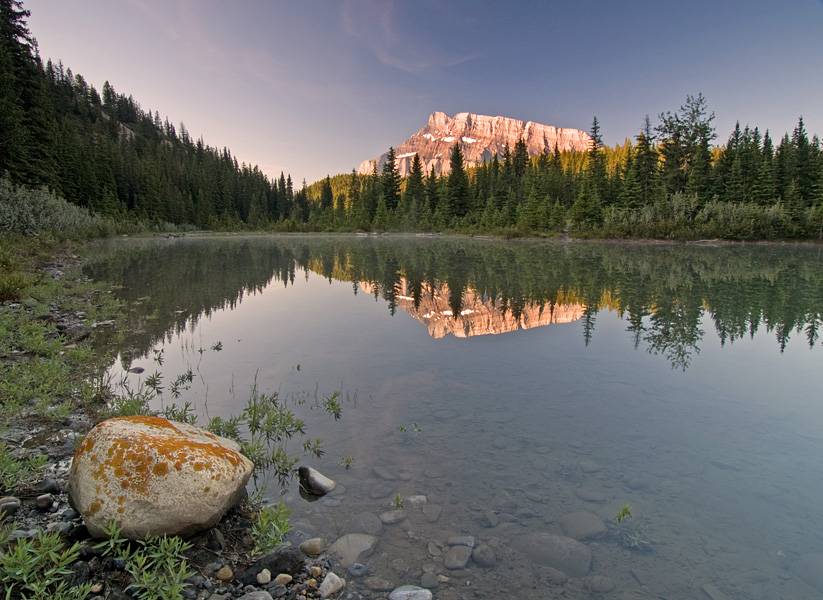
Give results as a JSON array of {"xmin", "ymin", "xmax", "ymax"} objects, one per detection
[
  {"xmin": 404, "ymin": 153, "xmax": 424, "ymax": 222},
  {"xmin": 446, "ymin": 143, "xmax": 470, "ymax": 219},
  {"xmin": 380, "ymin": 147, "xmax": 401, "ymax": 211}
]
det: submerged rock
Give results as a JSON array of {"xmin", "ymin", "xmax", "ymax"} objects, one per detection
[
  {"xmin": 329, "ymin": 533, "xmax": 378, "ymax": 567},
  {"xmin": 444, "ymin": 545, "xmax": 472, "ymax": 569},
  {"xmin": 299, "ymin": 537, "xmax": 327, "ymax": 557},
  {"xmin": 298, "ymin": 466, "xmax": 336, "ymax": 498},
  {"xmin": 239, "ymin": 547, "xmax": 304, "ymax": 585},
  {"xmin": 68, "ymin": 416, "xmax": 253, "ymax": 538},
  {"xmin": 319, "ymin": 572, "xmax": 346, "ymax": 598},
  {"xmin": 379, "ymin": 509, "xmax": 407, "ymax": 525},
  {"xmin": 472, "ymin": 544, "xmax": 497, "ymax": 568},
  {"xmin": 512, "ymin": 532, "xmax": 592, "ymax": 577},
  {"xmin": 388, "ymin": 585, "xmax": 433, "ymax": 600},
  {"xmin": 559, "ymin": 511, "xmax": 606, "ymax": 540}
]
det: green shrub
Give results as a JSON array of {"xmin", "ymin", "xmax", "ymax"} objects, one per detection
[
  {"xmin": 252, "ymin": 501, "xmax": 291, "ymax": 555},
  {"xmin": 0, "ymin": 531, "xmax": 93, "ymax": 599}
]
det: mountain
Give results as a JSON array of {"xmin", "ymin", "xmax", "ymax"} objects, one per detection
[{"xmin": 358, "ymin": 111, "xmax": 591, "ymax": 177}]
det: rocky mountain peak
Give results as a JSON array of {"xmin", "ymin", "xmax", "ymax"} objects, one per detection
[{"xmin": 359, "ymin": 111, "xmax": 591, "ymax": 177}]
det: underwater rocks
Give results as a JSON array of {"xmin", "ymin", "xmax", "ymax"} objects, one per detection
[
  {"xmin": 559, "ymin": 511, "xmax": 606, "ymax": 541},
  {"xmin": 511, "ymin": 532, "xmax": 592, "ymax": 577},
  {"xmin": 328, "ymin": 533, "xmax": 378, "ymax": 567},
  {"xmin": 68, "ymin": 416, "xmax": 253, "ymax": 538}
]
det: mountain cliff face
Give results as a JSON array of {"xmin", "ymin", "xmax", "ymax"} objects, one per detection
[
  {"xmin": 361, "ymin": 279, "xmax": 583, "ymax": 339},
  {"xmin": 358, "ymin": 111, "xmax": 591, "ymax": 177}
]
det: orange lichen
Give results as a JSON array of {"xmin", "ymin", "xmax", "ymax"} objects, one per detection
[
  {"xmin": 87, "ymin": 499, "xmax": 102, "ymax": 515},
  {"xmin": 83, "ymin": 421, "xmax": 248, "ymax": 497}
]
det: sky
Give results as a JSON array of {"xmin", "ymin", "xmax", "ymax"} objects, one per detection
[{"xmin": 26, "ymin": 0, "xmax": 823, "ymax": 184}]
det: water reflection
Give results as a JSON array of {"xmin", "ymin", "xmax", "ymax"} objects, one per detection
[{"xmin": 87, "ymin": 235, "xmax": 823, "ymax": 370}]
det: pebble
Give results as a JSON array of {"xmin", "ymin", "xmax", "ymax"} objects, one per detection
[
  {"xmin": 0, "ymin": 497, "xmax": 21, "ymax": 517},
  {"xmin": 36, "ymin": 494, "xmax": 53, "ymax": 509},
  {"xmin": 444, "ymin": 545, "xmax": 472, "ymax": 570},
  {"xmin": 215, "ymin": 565, "xmax": 234, "ymax": 582},
  {"xmin": 369, "ymin": 483, "xmax": 395, "ymax": 499},
  {"xmin": 364, "ymin": 577, "xmax": 394, "ymax": 591},
  {"xmin": 421, "ymin": 504, "xmax": 442, "ymax": 523},
  {"xmin": 328, "ymin": 534, "xmax": 378, "ymax": 567},
  {"xmin": 90, "ymin": 583, "xmax": 103, "ymax": 594},
  {"xmin": 36, "ymin": 478, "xmax": 61, "ymax": 494},
  {"xmin": 585, "ymin": 575, "xmax": 616, "ymax": 593},
  {"xmin": 274, "ymin": 574, "xmax": 293, "ymax": 586},
  {"xmin": 238, "ymin": 593, "xmax": 273, "ymax": 600},
  {"xmin": 405, "ymin": 495, "xmax": 427, "ymax": 507},
  {"xmin": 310, "ymin": 566, "xmax": 323, "ymax": 578},
  {"xmin": 300, "ymin": 538, "xmax": 327, "ymax": 557},
  {"xmin": 373, "ymin": 466, "xmax": 397, "ymax": 481},
  {"xmin": 480, "ymin": 511, "xmax": 499, "ymax": 528},
  {"xmin": 472, "ymin": 544, "xmax": 497, "ymax": 568},
  {"xmin": 379, "ymin": 510, "xmax": 407, "ymax": 525},
  {"xmin": 447, "ymin": 535, "xmax": 475, "ymax": 548},
  {"xmin": 351, "ymin": 512, "xmax": 383, "ymax": 535},
  {"xmin": 61, "ymin": 507, "xmax": 80, "ymax": 521},
  {"xmin": 388, "ymin": 585, "xmax": 433, "ymax": 600},
  {"xmin": 420, "ymin": 572, "xmax": 439, "ymax": 589},
  {"xmin": 347, "ymin": 563, "xmax": 369, "ymax": 578},
  {"xmin": 307, "ymin": 578, "xmax": 318, "ymax": 588},
  {"xmin": 256, "ymin": 569, "xmax": 272, "ymax": 585},
  {"xmin": 318, "ymin": 572, "xmax": 345, "ymax": 598},
  {"xmin": 427, "ymin": 542, "xmax": 442, "ymax": 557}
]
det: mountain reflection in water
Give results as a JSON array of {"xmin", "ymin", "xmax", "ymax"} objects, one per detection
[{"xmin": 86, "ymin": 235, "xmax": 823, "ymax": 371}]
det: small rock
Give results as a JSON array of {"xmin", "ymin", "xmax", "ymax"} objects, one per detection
[
  {"xmin": 45, "ymin": 521, "xmax": 73, "ymax": 536},
  {"xmin": 238, "ymin": 593, "xmax": 273, "ymax": 600},
  {"xmin": 559, "ymin": 511, "xmax": 606, "ymax": 541},
  {"xmin": 298, "ymin": 467, "xmax": 336, "ymax": 497},
  {"xmin": 388, "ymin": 585, "xmax": 433, "ymax": 600},
  {"xmin": 310, "ymin": 566, "xmax": 323, "ymax": 578},
  {"xmin": 328, "ymin": 534, "xmax": 378, "ymax": 567},
  {"xmin": 351, "ymin": 512, "xmax": 383, "ymax": 535},
  {"xmin": 274, "ymin": 574, "xmax": 293, "ymax": 585},
  {"xmin": 318, "ymin": 572, "xmax": 345, "ymax": 598},
  {"xmin": 405, "ymin": 495, "xmax": 427, "ymax": 507},
  {"xmin": 427, "ymin": 542, "xmax": 442, "ymax": 557},
  {"xmin": 511, "ymin": 532, "xmax": 592, "ymax": 577},
  {"xmin": 339, "ymin": 564, "xmax": 363, "ymax": 582},
  {"xmin": 472, "ymin": 544, "xmax": 497, "ymax": 568},
  {"xmin": 420, "ymin": 572, "xmax": 439, "ymax": 589},
  {"xmin": 208, "ymin": 528, "xmax": 226, "ymax": 551},
  {"xmin": 364, "ymin": 577, "xmax": 394, "ymax": 591},
  {"xmin": 480, "ymin": 511, "xmax": 499, "ymax": 528},
  {"xmin": 300, "ymin": 537, "xmax": 327, "ymax": 557},
  {"xmin": 256, "ymin": 569, "xmax": 272, "ymax": 585},
  {"xmin": 90, "ymin": 583, "xmax": 103, "ymax": 594},
  {"xmin": 36, "ymin": 494, "xmax": 54, "ymax": 510},
  {"xmin": 372, "ymin": 466, "xmax": 396, "ymax": 481},
  {"xmin": 578, "ymin": 459, "xmax": 602, "ymax": 474},
  {"xmin": 307, "ymin": 578, "xmax": 318, "ymax": 588},
  {"xmin": 215, "ymin": 565, "xmax": 233, "ymax": 582},
  {"xmin": 368, "ymin": 482, "xmax": 395, "ymax": 499},
  {"xmin": 447, "ymin": 535, "xmax": 475, "ymax": 548},
  {"xmin": 585, "ymin": 575, "xmax": 616, "ymax": 593},
  {"xmin": 35, "ymin": 478, "xmax": 61, "ymax": 494},
  {"xmin": 0, "ymin": 497, "xmax": 21, "ymax": 517},
  {"xmin": 444, "ymin": 545, "xmax": 472, "ymax": 570},
  {"xmin": 574, "ymin": 488, "xmax": 608, "ymax": 503},
  {"xmin": 61, "ymin": 508, "xmax": 80, "ymax": 521},
  {"xmin": 421, "ymin": 504, "xmax": 442, "ymax": 523},
  {"xmin": 379, "ymin": 510, "xmax": 407, "ymax": 525}
]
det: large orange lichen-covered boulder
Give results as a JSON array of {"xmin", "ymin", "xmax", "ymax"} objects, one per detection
[{"xmin": 68, "ymin": 416, "xmax": 253, "ymax": 539}]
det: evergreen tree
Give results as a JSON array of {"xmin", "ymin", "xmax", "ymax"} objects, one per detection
[
  {"xmin": 446, "ymin": 143, "xmax": 470, "ymax": 219},
  {"xmin": 404, "ymin": 153, "xmax": 425, "ymax": 221},
  {"xmin": 380, "ymin": 147, "xmax": 401, "ymax": 211}
]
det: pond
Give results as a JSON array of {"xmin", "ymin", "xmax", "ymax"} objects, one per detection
[{"xmin": 87, "ymin": 234, "xmax": 823, "ymax": 599}]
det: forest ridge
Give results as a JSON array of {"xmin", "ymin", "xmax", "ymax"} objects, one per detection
[{"xmin": 2, "ymin": 0, "xmax": 822, "ymax": 240}]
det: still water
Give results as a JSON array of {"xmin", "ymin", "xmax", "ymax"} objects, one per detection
[{"xmin": 87, "ymin": 235, "xmax": 823, "ymax": 599}]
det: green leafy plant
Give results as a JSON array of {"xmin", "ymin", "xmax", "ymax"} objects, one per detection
[
  {"xmin": 0, "ymin": 444, "xmax": 47, "ymax": 493},
  {"xmin": 392, "ymin": 493, "xmax": 405, "ymax": 510},
  {"xmin": 616, "ymin": 503, "xmax": 633, "ymax": 524},
  {"xmin": 339, "ymin": 455, "xmax": 354, "ymax": 470},
  {"xmin": 0, "ymin": 531, "xmax": 93, "ymax": 599},
  {"xmin": 125, "ymin": 536, "xmax": 194, "ymax": 600},
  {"xmin": 252, "ymin": 501, "xmax": 291, "ymax": 555}
]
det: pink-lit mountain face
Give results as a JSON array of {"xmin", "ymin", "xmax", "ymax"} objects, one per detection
[{"xmin": 358, "ymin": 111, "xmax": 591, "ymax": 177}]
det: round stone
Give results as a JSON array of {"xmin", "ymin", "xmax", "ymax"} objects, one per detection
[{"xmin": 256, "ymin": 569, "xmax": 272, "ymax": 585}]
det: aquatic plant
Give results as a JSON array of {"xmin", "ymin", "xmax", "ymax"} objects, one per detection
[
  {"xmin": 252, "ymin": 501, "xmax": 291, "ymax": 556},
  {"xmin": 616, "ymin": 503, "xmax": 633, "ymax": 524}
]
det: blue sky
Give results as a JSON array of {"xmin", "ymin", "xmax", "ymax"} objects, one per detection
[{"xmin": 27, "ymin": 0, "xmax": 823, "ymax": 183}]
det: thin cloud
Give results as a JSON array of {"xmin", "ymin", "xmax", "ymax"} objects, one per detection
[{"xmin": 340, "ymin": 0, "xmax": 481, "ymax": 73}]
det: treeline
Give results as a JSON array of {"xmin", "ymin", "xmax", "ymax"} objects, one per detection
[
  {"xmin": 0, "ymin": 0, "xmax": 301, "ymax": 229},
  {"xmin": 306, "ymin": 94, "xmax": 823, "ymax": 239},
  {"xmin": 3, "ymin": 1, "xmax": 823, "ymax": 239}
]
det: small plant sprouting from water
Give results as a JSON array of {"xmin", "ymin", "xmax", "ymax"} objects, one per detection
[
  {"xmin": 302, "ymin": 438, "xmax": 324, "ymax": 458},
  {"xmin": 616, "ymin": 503, "xmax": 633, "ymax": 524},
  {"xmin": 398, "ymin": 423, "xmax": 422, "ymax": 435},
  {"xmin": 339, "ymin": 455, "xmax": 354, "ymax": 470},
  {"xmin": 211, "ymin": 341, "xmax": 223, "ymax": 352},
  {"xmin": 392, "ymin": 493, "xmax": 405, "ymax": 510},
  {"xmin": 323, "ymin": 391, "xmax": 342, "ymax": 420}
]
